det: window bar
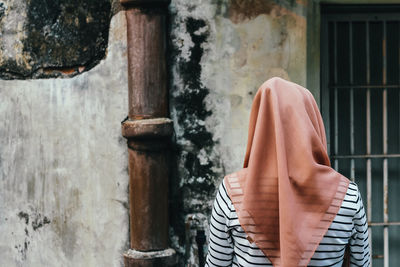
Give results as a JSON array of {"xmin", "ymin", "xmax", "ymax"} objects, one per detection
[
  {"xmin": 366, "ymin": 21, "xmax": 373, "ymax": 263},
  {"xmin": 383, "ymin": 87, "xmax": 389, "ymax": 267},
  {"xmin": 349, "ymin": 22, "xmax": 355, "ymax": 182},
  {"xmin": 370, "ymin": 222, "xmax": 400, "ymax": 226},
  {"xmin": 334, "ymin": 22, "xmax": 339, "ymax": 171},
  {"xmin": 332, "ymin": 153, "xmax": 400, "ymax": 159},
  {"xmin": 329, "ymin": 84, "xmax": 400, "ymax": 89},
  {"xmin": 382, "ymin": 21, "xmax": 389, "ymax": 267}
]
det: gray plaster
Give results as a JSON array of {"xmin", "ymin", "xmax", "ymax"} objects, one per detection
[{"xmin": 0, "ymin": 12, "xmax": 129, "ymax": 267}]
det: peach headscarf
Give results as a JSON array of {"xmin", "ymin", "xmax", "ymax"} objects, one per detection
[{"xmin": 224, "ymin": 77, "xmax": 349, "ymax": 266}]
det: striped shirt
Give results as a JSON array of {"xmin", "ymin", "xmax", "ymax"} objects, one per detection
[{"xmin": 205, "ymin": 180, "xmax": 370, "ymax": 267}]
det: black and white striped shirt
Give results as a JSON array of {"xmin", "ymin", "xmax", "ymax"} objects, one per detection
[{"xmin": 205, "ymin": 180, "xmax": 370, "ymax": 267}]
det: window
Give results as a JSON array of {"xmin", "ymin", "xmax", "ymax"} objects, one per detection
[{"xmin": 321, "ymin": 5, "xmax": 400, "ymax": 267}]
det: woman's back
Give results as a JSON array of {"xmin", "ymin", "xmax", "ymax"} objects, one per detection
[
  {"xmin": 205, "ymin": 180, "xmax": 370, "ymax": 267},
  {"xmin": 205, "ymin": 77, "xmax": 371, "ymax": 267}
]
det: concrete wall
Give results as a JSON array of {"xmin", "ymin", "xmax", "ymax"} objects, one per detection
[
  {"xmin": 0, "ymin": 11, "xmax": 129, "ymax": 267},
  {"xmin": 0, "ymin": 0, "xmax": 310, "ymax": 266}
]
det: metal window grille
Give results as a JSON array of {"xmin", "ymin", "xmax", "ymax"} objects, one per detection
[{"xmin": 321, "ymin": 5, "xmax": 400, "ymax": 267}]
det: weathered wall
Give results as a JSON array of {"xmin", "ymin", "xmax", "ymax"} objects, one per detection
[
  {"xmin": 0, "ymin": 0, "xmax": 309, "ymax": 266},
  {"xmin": 0, "ymin": 0, "xmax": 117, "ymax": 79},
  {"xmin": 168, "ymin": 0, "xmax": 307, "ymax": 264},
  {"xmin": 0, "ymin": 11, "xmax": 129, "ymax": 267}
]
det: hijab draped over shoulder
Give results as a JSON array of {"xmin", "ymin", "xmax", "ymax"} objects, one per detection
[{"xmin": 224, "ymin": 77, "xmax": 350, "ymax": 267}]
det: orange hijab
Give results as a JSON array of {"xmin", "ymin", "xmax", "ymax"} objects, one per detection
[{"xmin": 224, "ymin": 77, "xmax": 349, "ymax": 266}]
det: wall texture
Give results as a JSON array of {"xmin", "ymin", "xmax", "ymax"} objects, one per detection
[
  {"xmin": 0, "ymin": 0, "xmax": 115, "ymax": 79},
  {"xmin": 0, "ymin": 11, "xmax": 129, "ymax": 267},
  {"xmin": 168, "ymin": 0, "xmax": 307, "ymax": 264},
  {"xmin": 0, "ymin": 0, "xmax": 309, "ymax": 266}
]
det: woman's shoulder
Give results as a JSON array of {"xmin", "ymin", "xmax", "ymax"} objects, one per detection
[
  {"xmin": 217, "ymin": 178, "xmax": 230, "ymax": 199},
  {"xmin": 339, "ymin": 181, "xmax": 363, "ymax": 216},
  {"xmin": 215, "ymin": 179, "xmax": 234, "ymax": 210},
  {"xmin": 345, "ymin": 181, "xmax": 362, "ymax": 201}
]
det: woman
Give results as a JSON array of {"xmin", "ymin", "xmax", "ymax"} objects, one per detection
[{"xmin": 205, "ymin": 77, "xmax": 370, "ymax": 267}]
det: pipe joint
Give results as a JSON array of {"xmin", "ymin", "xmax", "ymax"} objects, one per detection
[
  {"xmin": 122, "ymin": 118, "xmax": 173, "ymax": 139},
  {"xmin": 124, "ymin": 248, "xmax": 177, "ymax": 267}
]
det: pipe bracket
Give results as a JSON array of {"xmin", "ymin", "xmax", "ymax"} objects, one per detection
[
  {"xmin": 122, "ymin": 118, "xmax": 173, "ymax": 139},
  {"xmin": 124, "ymin": 248, "xmax": 177, "ymax": 267}
]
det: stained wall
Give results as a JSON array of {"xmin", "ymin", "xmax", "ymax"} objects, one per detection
[
  {"xmin": 168, "ymin": 1, "xmax": 307, "ymax": 264},
  {"xmin": 0, "ymin": 11, "xmax": 129, "ymax": 267},
  {"xmin": 0, "ymin": 0, "xmax": 309, "ymax": 266}
]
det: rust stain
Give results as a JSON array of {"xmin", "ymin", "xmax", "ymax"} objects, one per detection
[
  {"xmin": 42, "ymin": 66, "xmax": 85, "ymax": 75},
  {"xmin": 384, "ymin": 184, "xmax": 388, "ymax": 219},
  {"xmin": 228, "ymin": 0, "xmax": 276, "ymax": 24},
  {"xmin": 296, "ymin": 0, "xmax": 307, "ymax": 6},
  {"xmin": 58, "ymin": 68, "xmax": 75, "ymax": 75}
]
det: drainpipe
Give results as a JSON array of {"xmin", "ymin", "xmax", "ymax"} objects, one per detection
[{"xmin": 120, "ymin": 0, "xmax": 176, "ymax": 266}]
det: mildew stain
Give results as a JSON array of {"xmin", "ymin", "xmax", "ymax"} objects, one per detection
[
  {"xmin": 169, "ymin": 15, "xmax": 223, "ymax": 265},
  {"xmin": 17, "ymin": 211, "xmax": 29, "ymax": 224},
  {"xmin": 16, "ymin": 210, "xmax": 51, "ymax": 260},
  {"xmin": 17, "ymin": 210, "xmax": 51, "ymax": 231},
  {"xmin": 172, "ymin": 17, "xmax": 219, "ymax": 197}
]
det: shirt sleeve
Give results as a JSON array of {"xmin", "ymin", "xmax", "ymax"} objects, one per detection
[
  {"xmin": 205, "ymin": 181, "xmax": 234, "ymax": 267},
  {"xmin": 349, "ymin": 188, "xmax": 371, "ymax": 267}
]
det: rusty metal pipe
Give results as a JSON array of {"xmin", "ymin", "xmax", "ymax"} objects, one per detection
[
  {"xmin": 125, "ymin": 6, "xmax": 168, "ymax": 120},
  {"xmin": 120, "ymin": 0, "xmax": 175, "ymax": 266}
]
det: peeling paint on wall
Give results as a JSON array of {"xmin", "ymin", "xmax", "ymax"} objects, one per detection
[
  {"xmin": 228, "ymin": 0, "xmax": 276, "ymax": 23},
  {"xmin": 0, "ymin": 0, "xmax": 113, "ymax": 79}
]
